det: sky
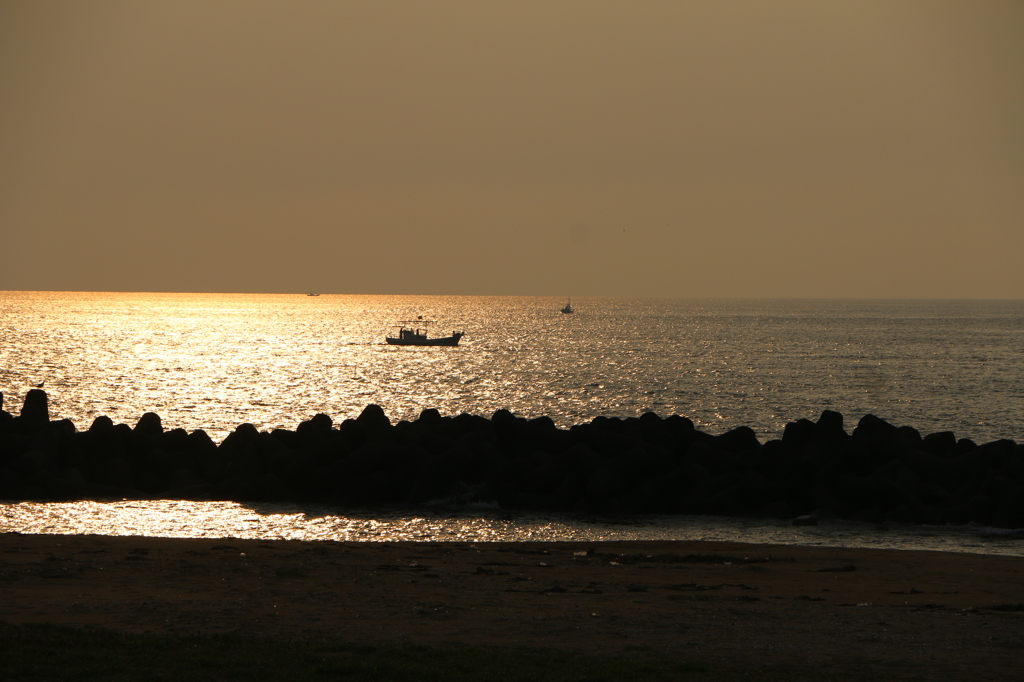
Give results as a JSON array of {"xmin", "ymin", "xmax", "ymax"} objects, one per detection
[{"xmin": 1, "ymin": 0, "xmax": 1022, "ymax": 298}]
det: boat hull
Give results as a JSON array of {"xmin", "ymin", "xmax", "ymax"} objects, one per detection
[{"xmin": 386, "ymin": 333, "xmax": 463, "ymax": 346}]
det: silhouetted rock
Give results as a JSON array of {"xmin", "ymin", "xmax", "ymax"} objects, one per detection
[
  {"xmin": 134, "ymin": 412, "xmax": 163, "ymax": 437},
  {"xmin": 451, "ymin": 412, "xmax": 491, "ymax": 435},
  {"xmin": 782, "ymin": 418, "xmax": 815, "ymax": 450},
  {"xmin": 735, "ymin": 469, "xmax": 772, "ymax": 509},
  {"xmin": 357, "ymin": 404, "xmax": 391, "ymax": 429},
  {"xmin": 922, "ymin": 431, "xmax": 958, "ymax": 457},
  {"xmin": 976, "ymin": 439, "xmax": 1016, "ymax": 470},
  {"xmin": 49, "ymin": 418, "xmax": 76, "ymax": 439},
  {"xmin": 418, "ymin": 408, "xmax": 442, "ymax": 423},
  {"xmin": 813, "ymin": 410, "xmax": 847, "ymax": 444},
  {"xmin": 896, "ymin": 425, "xmax": 922, "ymax": 446},
  {"xmin": 89, "ymin": 415, "xmax": 115, "ymax": 433},
  {"xmin": 186, "ymin": 429, "xmax": 218, "ymax": 456},
  {"xmin": 2, "ymin": 398, "xmax": 1022, "ymax": 527},
  {"xmin": 689, "ymin": 439, "xmax": 736, "ymax": 477},
  {"xmin": 19, "ymin": 389, "xmax": 49, "ymax": 426},
  {"xmin": 297, "ymin": 413, "xmax": 333, "ymax": 442},
  {"xmin": 833, "ymin": 472, "xmax": 878, "ymax": 504},
  {"xmin": 160, "ymin": 428, "xmax": 191, "ymax": 454},
  {"xmin": 853, "ymin": 414, "xmax": 898, "ymax": 439},
  {"xmin": 717, "ymin": 426, "xmax": 761, "ymax": 454}
]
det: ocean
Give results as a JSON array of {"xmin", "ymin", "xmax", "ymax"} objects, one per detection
[{"xmin": 2, "ymin": 292, "xmax": 1022, "ymax": 552}]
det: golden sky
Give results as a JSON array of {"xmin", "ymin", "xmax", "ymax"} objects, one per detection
[{"xmin": 2, "ymin": 0, "xmax": 1022, "ymax": 297}]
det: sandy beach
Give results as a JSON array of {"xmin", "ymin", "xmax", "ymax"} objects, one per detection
[{"xmin": 2, "ymin": 532, "xmax": 1023, "ymax": 680}]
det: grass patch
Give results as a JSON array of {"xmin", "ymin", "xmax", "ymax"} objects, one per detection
[{"xmin": 0, "ymin": 621, "xmax": 896, "ymax": 681}]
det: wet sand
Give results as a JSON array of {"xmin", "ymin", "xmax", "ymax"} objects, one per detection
[{"xmin": 2, "ymin": 532, "xmax": 1023, "ymax": 680}]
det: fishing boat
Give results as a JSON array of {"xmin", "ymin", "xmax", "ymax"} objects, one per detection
[
  {"xmin": 386, "ymin": 318, "xmax": 464, "ymax": 346},
  {"xmin": 561, "ymin": 298, "xmax": 574, "ymax": 314}
]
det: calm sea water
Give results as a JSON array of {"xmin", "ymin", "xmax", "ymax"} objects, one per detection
[
  {"xmin": 2, "ymin": 292, "xmax": 1022, "ymax": 442},
  {"xmin": 2, "ymin": 292, "xmax": 1022, "ymax": 551}
]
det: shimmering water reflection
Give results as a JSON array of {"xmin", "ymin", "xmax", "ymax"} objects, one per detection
[
  {"xmin": 2, "ymin": 293, "xmax": 1022, "ymax": 443},
  {"xmin": 2, "ymin": 500, "xmax": 1022, "ymax": 557}
]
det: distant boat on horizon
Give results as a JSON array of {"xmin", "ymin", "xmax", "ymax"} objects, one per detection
[
  {"xmin": 561, "ymin": 298, "xmax": 574, "ymax": 314},
  {"xmin": 306, "ymin": 293, "xmax": 320, "ymax": 296}
]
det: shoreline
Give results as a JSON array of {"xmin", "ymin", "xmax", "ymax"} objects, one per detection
[
  {"xmin": 3, "ymin": 532, "xmax": 1024, "ymax": 680},
  {"xmin": 4, "ymin": 498, "xmax": 1024, "ymax": 558}
]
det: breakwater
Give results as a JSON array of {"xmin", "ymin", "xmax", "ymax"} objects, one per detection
[{"xmin": 2, "ymin": 389, "xmax": 1022, "ymax": 528}]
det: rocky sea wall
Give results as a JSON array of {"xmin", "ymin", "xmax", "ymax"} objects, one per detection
[{"xmin": 1, "ymin": 389, "xmax": 1022, "ymax": 528}]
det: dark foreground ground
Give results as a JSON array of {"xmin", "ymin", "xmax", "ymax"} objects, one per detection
[{"xmin": 2, "ymin": 533, "xmax": 1023, "ymax": 680}]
